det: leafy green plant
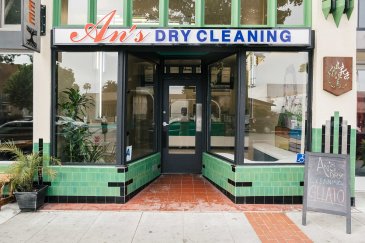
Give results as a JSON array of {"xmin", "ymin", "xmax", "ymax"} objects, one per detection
[
  {"xmin": 57, "ymin": 88, "xmax": 110, "ymax": 163},
  {"xmin": 59, "ymin": 123, "xmax": 91, "ymax": 162},
  {"xmin": 0, "ymin": 142, "xmax": 60, "ymax": 192},
  {"xmin": 59, "ymin": 87, "xmax": 94, "ymax": 121},
  {"xmin": 84, "ymin": 136, "xmax": 107, "ymax": 163}
]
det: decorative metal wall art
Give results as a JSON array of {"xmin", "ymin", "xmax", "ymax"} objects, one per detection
[{"xmin": 323, "ymin": 57, "xmax": 352, "ymax": 96}]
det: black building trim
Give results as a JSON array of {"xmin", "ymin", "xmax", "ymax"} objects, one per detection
[
  {"xmin": 227, "ymin": 179, "xmax": 252, "ymax": 187},
  {"xmin": 46, "ymin": 175, "xmax": 161, "ymax": 204},
  {"xmin": 107, "ymin": 179, "xmax": 133, "ymax": 196},
  {"xmin": 235, "ymin": 50, "xmax": 246, "ymax": 165},
  {"xmin": 231, "ymin": 165, "xmax": 236, "ymax": 172},
  {"xmin": 204, "ymin": 176, "xmax": 302, "ymax": 204},
  {"xmin": 118, "ymin": 51, "xmax": 127, "ymax": 165},
  {"xmin": 117, "ymin": 166, "xmax": 128, "ymax": 173},
  {"xmin": 339, "ymin": 117, "xmax": 343, "ymax": 154},
  {"xmin": 46, "ymin": 195, "xmax": 126, "ymax": 204},
  {"xmin": 330, "ymin": 116, "xmax": 334, "ymax": 153}
]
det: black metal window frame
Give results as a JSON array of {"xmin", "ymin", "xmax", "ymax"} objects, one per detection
[
  {"xmin": 50, "ymin": 47, "xmax": 159, "ymax": 166},
  {"xmin": 206, "ymin": 45, "xmax": 314, "ymax": 166}
]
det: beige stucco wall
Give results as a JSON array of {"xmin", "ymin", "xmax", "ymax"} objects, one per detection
[
  {"xmin": 33, "ymin": 0, "xmax": 52, "ymax": 143},
  {"xmin": 311, "ymin": 2, "xmax": 358, "ymax": 128}
]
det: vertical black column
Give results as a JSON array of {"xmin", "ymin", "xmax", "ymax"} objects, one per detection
[
  {"xmin": 50, "ymin": 47, "xmax": 56, "ymax": 157},
  {"xmin": 156, "ymin": 59, "xmax": 164, "ymax": 153},
  {"xmin": 201, "ymin": 61, "xmax": 209, "ymax": 153},
  {"xmin": 307, "ymin": 48, "xmax": 314, "ymax": 152},
  {"xmin": 117, "ymin": 51, "xmax": 127, "ymax": 165},
  {"xmin": 38, "ymin": 138, "xmax": 43, "ymax": 185},
  {"xmin": 235, "ymin": 50, "xmax": 246, "ymax": 165}
]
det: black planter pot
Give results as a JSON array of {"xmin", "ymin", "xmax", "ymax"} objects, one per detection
[{"xmin": 14, "ymin": 185, "xmax": 48, "ymax": 211}]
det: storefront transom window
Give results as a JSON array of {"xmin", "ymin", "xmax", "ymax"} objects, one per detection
[
  {"xmin": 205, "ymin": 0, "xmax": 232, "ymax": 25},
  {"xmin": 60, "ymin": 0, "xmax": 88, "ymax": 25},
  {"xmin": 241, "ymin": 0, "xmax": 267, "ymax": 25},
  {"xmin": 133, "ymin": 0, "xmax": 159, "ymax": 25},
  {"xmin": 2, "ymin": 0, "xmax": 21, "ymax": 26},
  {"xmin": 169, "ymin": 0, "xmax": 196, "ymax": 26}
]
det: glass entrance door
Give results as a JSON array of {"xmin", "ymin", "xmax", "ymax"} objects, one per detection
[{"xmin": 162, "ymin": 76, "xmax": 203, "ymax": 173}]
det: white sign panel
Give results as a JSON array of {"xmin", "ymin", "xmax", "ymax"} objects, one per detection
[
  {"xmin": 53, "ymin": 28, "xmax": 311, "ymax": 46},
  {"xmin": 21, "ymin": 0, "xmax": 41, "ymax": 52},
  {"xmin": 126, "ymin": 146, "xmax": 132, "ymax": 162}
]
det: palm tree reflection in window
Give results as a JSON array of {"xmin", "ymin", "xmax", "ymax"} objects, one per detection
[
  {"xmin": 133, "ymin": 0, "xmax": 159, "ymax": 24},
  {"xmin": 277, "ymin": 0, "xmax": 304, "ymax": 25}
]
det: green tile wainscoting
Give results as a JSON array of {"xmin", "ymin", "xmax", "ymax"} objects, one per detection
[
  {"xmin": 44, "ymin": 153, "xmax": 161, "ymax": 203},
  {"xmin": 202, "ymin": 153, "xmax": 305, "ymax": 204}
]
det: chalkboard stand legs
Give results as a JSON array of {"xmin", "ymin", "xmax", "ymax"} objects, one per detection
[
  {"xmin": 302, "ymin": 209, "xmax": 307, "ymax": 226},
  {"xmin": 346, "ymin": 216, "xmax": 351, "ymax": 234}
]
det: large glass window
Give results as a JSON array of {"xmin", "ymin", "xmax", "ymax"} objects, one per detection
[
  {"xmin": 133, "ymin": 0, "xmax": 159, "ymax": 25},
  {"xmin": 208, "ymin": 55, "xmax": 237, "ymax": 160},
  {"xmin": 60, "ymin": 0, "xmax": 88, "ymax": 25},
  {"xmin": 241, "ymin": 0, "xmax": 267, "ymax": 25},
  {"xmin": 277, "ymin": 0, "xmax": 305, "ymax": 25},
  {"xmin": 97, "ymin": 0, "xmax": 123, "ymax": 25},
  {"xmin": 126, "ymin": 55, "xmax": 156, "ymax": 161},
  {"xmin": 245, "ymin": 52, "xmax": 308, "ymax": 163},
  {"xmin": 0, "ymin": 54, "xmax": 33, "ymax": 161},
  {"xmin": 205, "ymin": 0, "xmax": 231, "ymax": 25},
  {"xmin": 3, "ymin": 0, "xmax": 21, "ymax": 25},
  {"xmin": 359, "ymin": 0, "xmax": 365, "ymax": 28},
  {"xmin": 56, "ymin": 52, "xmax": 118, "ymax": 164},
  {"xmin": 169, "ymin": 0, "xmax": 196, "ymax": 26}
]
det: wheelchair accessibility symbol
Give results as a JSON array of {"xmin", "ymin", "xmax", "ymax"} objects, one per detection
[{"xmin": 296, "ymin": 154, "xmax": 305, "ymax": 163}]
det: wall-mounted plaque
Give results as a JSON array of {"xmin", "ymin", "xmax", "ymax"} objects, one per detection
[{"xmin": 323, "ymin": 57, "xmax": 352, "ymax": 96}]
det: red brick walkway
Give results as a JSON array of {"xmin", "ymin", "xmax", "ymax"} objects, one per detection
[
  {"xmin": 42, "ymin": 174, "xmax": 311, "ymax": 242},
  {"xmin": 43, "ymin": 174, "xmax": 301, "ymax": 212},
  {"xmin": 246, "ymin": 212, "xmax": 313, "ymax": 243}
]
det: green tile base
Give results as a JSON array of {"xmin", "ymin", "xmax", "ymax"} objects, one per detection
[
  {"xmin": 203, "ymin": 153, "xmax": 304, "ymax": 199},
  {"xmin": 45, "ymin": 153, "xmax": 161, "ymax": 201}
]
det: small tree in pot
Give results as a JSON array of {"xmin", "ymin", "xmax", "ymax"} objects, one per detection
[{"xmin": 0, "ymin": 142, "xmax": 60, "ymax": 211}]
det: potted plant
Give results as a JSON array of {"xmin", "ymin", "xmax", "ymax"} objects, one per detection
[
  {"xmin": 0, "ymin": 142, "xmax": 59, "ymax": 211},
  {"xmin": 58, "ymin": 87, "xmax": 95, "ymax": 162}
]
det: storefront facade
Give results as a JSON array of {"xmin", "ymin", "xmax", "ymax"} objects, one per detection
[{"xmin": 1, "ymin": 0, "xmax": 358, "ymax": 204}]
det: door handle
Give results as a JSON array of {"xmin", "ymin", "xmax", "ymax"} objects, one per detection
[
  {"xmin": 162, "ymin": 122, "xmax": 169, "ymax": 127},
  {"xmin": 196, "ymin": 103, "xmax": 202, "ymax": 132}
]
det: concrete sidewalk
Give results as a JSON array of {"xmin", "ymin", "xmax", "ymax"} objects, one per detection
[
  {"xmin": 0, "ymin": 211, "xmax": 260, "ymax": 243},
  {"xmin": 287, "ymin": 192, "xmax": 365, "ymax": 243},
  {"xmin": 0, "ymin": 192, "xmax": 364, "ymax": 242}
]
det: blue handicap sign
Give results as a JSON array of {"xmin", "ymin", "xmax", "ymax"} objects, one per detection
[{"xmin": 296, "ymin": 153, "xmax": 305, "ymax": 163}]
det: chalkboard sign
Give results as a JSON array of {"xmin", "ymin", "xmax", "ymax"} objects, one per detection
[{"xmin": 302, "ymin": 152, "xmax": 351, "ymax": 234}]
